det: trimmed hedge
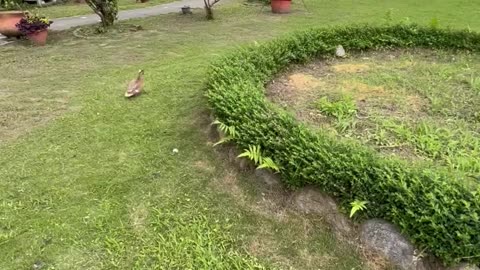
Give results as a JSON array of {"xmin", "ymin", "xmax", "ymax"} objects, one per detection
[{"xmin": 206, "ymin": 25, "xmax": 480, "ymax": 265}]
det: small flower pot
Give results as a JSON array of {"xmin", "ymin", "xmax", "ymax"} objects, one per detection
[
  {"xmin": 271, "ymin": 0, "xmax": 292, "ymax": 14},
  {"xmin": 0, "ymin": 11, "xmax": 25, "ymax": 37},
  {"xmin": 181, "ymin": 6, "xmax": 192, "ymax": 14},
  {"xmin": 27, "ymin": 30, "xmax": 48, "ymax": 46}
]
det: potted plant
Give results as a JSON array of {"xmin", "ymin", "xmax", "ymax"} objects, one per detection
[
  {"xmin": 271, "ymin": 0, "xmax": 291, "ymax": 14},
  {"xmin": 15, "ymin": 12, "xmax": 52, "ymax": 46},
  {"xmin": 0, "ymin": 11, "xmax": 25, "ymax": 37},
  {"xmin": 181, "ymin": 5, "xmax": 191, "ymax": 14}
]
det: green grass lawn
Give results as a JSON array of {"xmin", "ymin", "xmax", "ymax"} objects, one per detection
[
  {"xmin": 4, "ymin": 0, "xmax": 172, "ymax": 19},
  {"xmin": 1, "ymin": 0, "xmax": 480, "ymax": 269}
]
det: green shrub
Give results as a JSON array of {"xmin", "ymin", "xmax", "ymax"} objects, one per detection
[{"xmin": 206, "ymin": 25, "xmax": 480, "ymax": 266}]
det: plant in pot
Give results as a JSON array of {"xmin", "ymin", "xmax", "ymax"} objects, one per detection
[
  {"xmin": 271, "ymin": 0, "xmax": 291, "ymax": 14},
  {"xmin": 0, "ymin": 0, "xmax": 25, "ymax": 38},
  {"xmin": 0, "ymin": 10, "xmax": 24, "ymax": 37},
  {"xmin": 15, "ymin": 12, "xmax": 52, "ymax": 46}
]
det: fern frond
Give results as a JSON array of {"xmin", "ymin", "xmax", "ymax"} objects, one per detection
[
  {"xmin": 213, "ymin": 136, "xmax": 232, "ymax": 146},
  {"xmin": 252, "ymin": 145, "xmax": 262, "ymax": 164},
  {"xmin": 212, "ymin": 119, "xmax": 237, "ymax": 138},
  {"xmin": 257, "ymin": 157, "xmax": 280, "ymax": 172},
  {"xmin": 228, "ymin": 126, "xmax": 236, "ymax": 138},
  {"xmin": 237, "ymin": 150, "xmax": 251, "ymax": 158},
  {"xmin": 238, "ymin": 145, "xmax": 263, "ymax": 165},
  {"xmin": 219, "ymin": 123, "xmax": 228, "ymax": 134},
  {"xmin": 349, "ymin": 200, "xmax": 368, "ymax": 218}
]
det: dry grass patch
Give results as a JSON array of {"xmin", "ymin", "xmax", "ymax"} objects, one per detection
[
  {"xmin": 333, "ymin": 63, "xmax": 370, "ymax": 73},
  {"xmin": 288, "ymin": 73, "xmax": 325, "ymax": 90}
]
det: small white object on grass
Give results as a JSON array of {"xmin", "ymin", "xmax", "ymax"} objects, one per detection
[
  {"xmin": 335, "ymin": 45, "xmax": 346, "ymax": 58},
  {"xmin": 172, "ymin": 148, "xmax": 179, "ymax": 154}
]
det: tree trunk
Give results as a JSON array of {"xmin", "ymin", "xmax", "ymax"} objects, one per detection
[
  {"xmin": 102, "ymin": 5, "xmax": 116, "ymax": 27},
  {"xmin": 86, "ymin": 0, "xmax": 118, "ymax": 28},
  {"xmin": 205, "ymin": 5, "xmax": 214, "ymax": 20}
]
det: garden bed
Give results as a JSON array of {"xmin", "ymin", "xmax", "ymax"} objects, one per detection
[
  {"xmin": 206, "ymin": 25, "xmax": 480, "ymax": 266},
  {"xmin": 267, "ymin": 49, "xmax": 480, "ymax": 184}
]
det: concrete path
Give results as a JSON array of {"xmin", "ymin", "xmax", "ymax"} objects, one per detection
[
  {"xmin": 0, "ymin": 38, "xmax": 13, "ymax": 46},
  {"xmin": 51, "ymin": 0, "xmax": 205, "ymax": 31}
]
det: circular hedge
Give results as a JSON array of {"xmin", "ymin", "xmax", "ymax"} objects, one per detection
[{"xmin": 206, "ymin": 25, "xmax": 480, "ymax": 266}]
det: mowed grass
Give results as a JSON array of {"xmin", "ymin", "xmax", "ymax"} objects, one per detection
[
  {"xmin": 1, "ymin": 0, "xmax": 480, "ymax": 269},
  {"xmin": 7, "ymin": 0, "xmax": 172, "ymax": 19},
  {"xmin": 268, "ymin": 49, "xmax": 480, "ymax": 181}
]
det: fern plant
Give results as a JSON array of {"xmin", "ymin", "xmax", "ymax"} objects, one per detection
[
  {"xmin": 349, "ymin": 200, "xmax": 368, "ymax": 218},
  {"xmin": 212, "ymin": 120, "xmax": 237, "ymax": 146},
  {"xmin": 257, "ymin": 157, "xmax": 280, "ymax": 172},
  {"xmin": 238, "ymin": 145, "xmax": 280, "ymax": 172},
  {"xmin": 238, "ymin": 145, "xmax": 262, "ymax": 164}
]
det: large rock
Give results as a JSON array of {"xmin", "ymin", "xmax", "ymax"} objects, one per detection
[
  {"xmin": 361, "ymin": 220, "xmax": 480, "ymax": 270},
  {"xmin": 360, "ymin": 219, "xmax": 420, "ymax": 270},
  {"xmin": 292, "ymin": 188, "xmax": 353, "ymax": 238},
  {"xmin": 253, "ymin": 169, "xmax": 282, "ymax": 188}
]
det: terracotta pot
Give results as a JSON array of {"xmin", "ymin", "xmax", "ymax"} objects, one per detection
[
  {"xmin": 27, "ymin": 30, "xmax": 48, "ymax": 46},
  {"xmin": 0, "ymin": 11, "xmax": 24, "ymax": 37},
  {"xmin": 271, "ymin": 0, "xmax": 291, "ymax": 14}
]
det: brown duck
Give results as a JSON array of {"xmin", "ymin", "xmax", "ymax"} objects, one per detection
[{"xmin": 125, "ymin": 69, "xmax": 145, "ymax": 98}]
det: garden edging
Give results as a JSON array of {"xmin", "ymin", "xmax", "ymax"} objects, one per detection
[{"xmin": 206, "ymin": 24, "xmax": 480, "ymax": 267}]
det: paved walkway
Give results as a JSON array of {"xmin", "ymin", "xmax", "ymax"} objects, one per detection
[
  {"xmin": 0, "ymin": 0, "xmax": 205, "ymax": 43},
  {"xmin": 51, "ymin": 0, "xmax": 205, "ymax": 31}
]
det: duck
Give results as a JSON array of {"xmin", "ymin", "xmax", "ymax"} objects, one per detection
[{"xmin": 125, "ymin": 69, "xmax": 145, "ymax": 98}]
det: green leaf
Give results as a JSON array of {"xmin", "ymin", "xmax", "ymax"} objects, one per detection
[
  {"xmin": 349, "ymin": 200, "xmax": 368, "ymax": 218},
  {"xmin": 213, "ymin": 136, "xmax": 232, "ymax": 146},
  {"xmin": 257, "ymin": 157, "xmax": 280, "ymax": 172}
]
